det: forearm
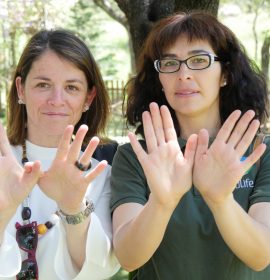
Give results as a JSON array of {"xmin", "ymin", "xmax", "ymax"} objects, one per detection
[
  {"xmin": 113, "ymin": 195, "xmax": 176, "ymax": 271},
  {"xmin": 64, "ymin": 216, "xmax": 90, "ymax": 270},
  {"xmin": 208, "ymin": 195, "xmax": 270, "ymax": 271},
  {"xmin": 59, "ymin": 200, "xmax": 91, "ymax": 270},
  {"xmin": 0, "ymin": 210, "xmax": 15, "ymax": 245}
]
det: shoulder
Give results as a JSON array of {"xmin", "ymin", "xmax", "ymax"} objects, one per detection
[
  {"xmin": 92, "ymin": 141, "xmax": 119, "ymax": 165},
  {"xmin": 113, "ymin": 140, "xmax": 146, "ymax": 165},
  {"xmin": 116, "ymin": 139, "xmax": 146, "ymax": 154},
  {"xmin": 112, "ymin": 141, "xmax": 147, "ymax": 182},
  {"xmin": 252, "ymin": 133, "xmax": 270, "ymax": 159}
]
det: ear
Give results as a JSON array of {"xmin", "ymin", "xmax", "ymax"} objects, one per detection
[
  {"xmin": 220, "ymin": 74, "xmax": 227, "ymax": 88},
  {"xmin": 85, "ymin": 86, "xmax": 96, "ymax": 107},
  {"xmin": 16, "ymin": 77, "xmax": 25, "ymax": 101}
]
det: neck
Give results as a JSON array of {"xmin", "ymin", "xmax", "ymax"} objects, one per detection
[
  {"xmin": 26, "ymin": 132, "xmax": 61, "ymax": 148},
  {"xmin": 177, "ymin": 111, "xmax": 221, "ymax": 139}
]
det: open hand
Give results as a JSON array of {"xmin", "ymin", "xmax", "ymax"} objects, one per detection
[
  {"xmin": 38, "ymin": 125, "xmax": 107, "ymax": 214},
  {"xmin": 129, "ymin": 102, "xmax": 197, "ymax": 209},
  {"xmin": 193, "ymin": 110, "xmax": 266, "ymax": 206},
  {"xmin": 0, "ymin": 123, "xmax": 41, "ymax": 220}
]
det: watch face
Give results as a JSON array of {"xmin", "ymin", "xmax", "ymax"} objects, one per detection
[{"xmin": 66, "ymin": 214, "xmax": 84, "ymax": 224}]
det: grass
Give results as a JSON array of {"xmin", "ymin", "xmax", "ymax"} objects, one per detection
[{"xmin": 109, "ymin": 268, "xmax": 129, "ymax": 280}]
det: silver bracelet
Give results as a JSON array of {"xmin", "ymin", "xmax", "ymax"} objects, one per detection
[{"xmin": 58, "ymin": 200, "xmax": 95, "ymax": 225}]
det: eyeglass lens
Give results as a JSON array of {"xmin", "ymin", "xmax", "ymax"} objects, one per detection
[{"xmin": 158, "ymin": 54, "xmax": 211, "ymax": 72}]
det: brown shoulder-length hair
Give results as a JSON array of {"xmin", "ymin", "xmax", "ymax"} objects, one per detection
[
  {"xmin": 126, "ymin": 11, "xmax": 268, "ymax": 137},
  {"xmin": 7, "ymin": 29, "xmax": 110, "ymax": 145}
]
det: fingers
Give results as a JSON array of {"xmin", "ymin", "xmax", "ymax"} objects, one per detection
[
  {"xmin": 23, "ymin": 161, "xmax": 42, "ymax": 175},
  {"xmin": 143, "ymin": 102, "xmax": 177, "ymax": 153},
  {"xmin": 215, "ymin": 110, "xmax": 261, "ymax": 157},
  {"xmin": 55, "ymin": 125, "xmax": 74, "ymax": 160},
  {"xmin": 226, "ymin": 110, "xmax": 256, "ymax": 148},
  {"xmin": 128, "ymin": 132, "xmax": 147, "ymax": 163},
  {"xmin": 149, "ymin": 103, "xmax": 165, "ymax": 145},
  {"xmin": 67, "ymin": 125, "xmax": 89, "ymax": 162},
  {"xmin": 56, "ymin": 125, "xmax": 91, "ymax": 164},
  {"xmin": 22, "ymin": 161, "xmax": 42, "ymax": 191},
  {"xmin": 143, "ymin": 111, "xmax": 157, "ymax": 153},
  {"xmin": 215, "ymin": 110, "xmax": 241, "ymax": 142},
  {"xmin": 235, "ymin": 119, "xmax": 260, "ymax": 156},
  {"xmin": 160, "ymin": 105, "xmax": 177, "ymax": 142},
  {"xmin": 184, "ymin": 134, "xmax": 198, "ymax": 165},
  {"xmin": 85, "ymin": 160, "xmax": 107, "ymax": 182},
  {"xmin": 0, "ymin": 122, "xmax": 15, "ymax": 158},
  {"xmin": 78, "ymin": 136, "xmax": 99, "ymax": 166},
  {"xmin": 241, "ymin": 143, "xmax": 266, "ymax": 172},
  {"xmin": 194, "ymin": 129, "xmax": 209, "ymax": 162}
]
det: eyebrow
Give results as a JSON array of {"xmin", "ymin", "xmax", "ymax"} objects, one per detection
[
  {"xmin": 162, "ymin": 49, "xmax": 209, "ymax": 58},
  {"xmin": 33, "ymin": 76, "xmax": 84, "ymax": 84}
]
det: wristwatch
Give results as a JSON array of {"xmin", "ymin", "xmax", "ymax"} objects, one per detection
[{"xmin": 58, "ymin": 200, "xmax": 95, "ymax": 225}]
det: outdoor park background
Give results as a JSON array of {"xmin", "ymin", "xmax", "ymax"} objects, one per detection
[
  {"xmin": 0, "ymin": 0, "xmax": 269, "ymax": 143},
  {"xmin": 0, "ymin": 0, "xmax": 269, "ymax": 279}
]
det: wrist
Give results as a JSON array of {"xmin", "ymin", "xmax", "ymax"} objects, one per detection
[
  {"xmin": 148, "ymin": 194, "xmax": 179, "ymax": 213},
  {"xmin": 58, "ymin": 199, "xmax": 95, "ymax": 225},
  {"xmin": 205, "ymin": 194, "xmax": 235, "ymax": 213},
  {"xmin": 58, "ymin": 199, "xmax": 87, "ymax": 216}
]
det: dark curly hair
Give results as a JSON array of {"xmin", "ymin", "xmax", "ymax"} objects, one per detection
[{"xmin": 126, "ymin": 11, "xmax": 269, "ymax": 137}]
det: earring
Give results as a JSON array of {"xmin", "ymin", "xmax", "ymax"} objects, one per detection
[
  {"xmin": 18, "ymin": 99, "xmax": 24, "ymax": 104},
  {"xmin": 161, "ymin": 88, "xmax": 164, "ymax": 92},
  {"xmin": 222, "ymin": 80, "xmax": 227, "ymax": 86},
  {"xmin": 83, "ymin": 104, "xmax": 89, "ymax": 112}
]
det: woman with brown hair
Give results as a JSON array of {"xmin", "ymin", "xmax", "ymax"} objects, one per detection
[
  {"xmin": 111, "ymin": 11, "xmax": 270, "ymax": 279},
  {"xmin": 0, "ymin": 29, "xmax": 119, "ymax": 279}
]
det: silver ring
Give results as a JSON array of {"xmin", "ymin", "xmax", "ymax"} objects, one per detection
[{"xmin": 75, "ymin": 160, "xmax": 92, "ymax": 171}]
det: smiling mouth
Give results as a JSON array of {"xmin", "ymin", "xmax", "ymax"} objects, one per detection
[
  {"xmin": 175, "ymin": 91, "xmax": 199, "ymax": 96},
  {"xmin": 43, "ymin": 112, "xmax": 68, "ymax": 116}
]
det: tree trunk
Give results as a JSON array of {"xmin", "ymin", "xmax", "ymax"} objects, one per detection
[
  {"xmin": 114, "ymin": 0, "xmax": 220, "ymax": 70},
  {"xmin": 261, "ymin": 34, "xmax": 270, "ymax": 85}
]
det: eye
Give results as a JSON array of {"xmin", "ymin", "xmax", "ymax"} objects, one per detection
[
  {"xmin": 162, "ymin": 59, "xmax": 178, "ymax": 67},
  {"xmin": 190, "ymin": 56, "xmax": 208, "ymax": 64},
  {"xmin": 36, "ymin": 82, "xmax": 50, "ymax": 89},
  {"xmin": 66, "ymin": 85, "xmax": 79, "ymax": 92}
]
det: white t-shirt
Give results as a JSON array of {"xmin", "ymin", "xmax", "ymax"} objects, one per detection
[{"xmin": 0, "ymin": 140, "xmax": 120, "ymax": 280}]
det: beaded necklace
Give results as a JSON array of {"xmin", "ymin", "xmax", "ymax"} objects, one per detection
[{"xmin": 20, "ymin": 142, "xmax": 54, "ymax": 234}]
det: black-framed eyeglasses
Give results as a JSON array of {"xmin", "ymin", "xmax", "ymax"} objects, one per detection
[
  {"xmin": 154, "ymin": 53, "xmax": 220, "ymax": 73},
  {"xmin": 15, "ymin": 221, "xmax": 38, "ymax": 280}
]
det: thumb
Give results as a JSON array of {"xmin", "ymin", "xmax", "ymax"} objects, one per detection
[
  {"xmin": 195, "ymin": 129, "xmax": 209, "ymax": 162},
  {"xmin": 22, "ymin": 161, "xmax": 42, "ymax": 186},
  {"xmin": 184, "ymin": 134, "xmax": 198, "ymax": 165}
]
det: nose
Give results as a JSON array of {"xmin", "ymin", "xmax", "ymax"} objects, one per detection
[
  {"xmin": 177, "ymin": 62, "xmax": 192, "ymax": 81},
  {"xmin": 48, "ymin": 87, "xmax": 65, "ymax": 106}
]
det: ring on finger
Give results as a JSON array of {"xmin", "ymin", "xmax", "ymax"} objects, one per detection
[{"xmin": 74, "ymin": 160, "xmax": 92, "ymax": 171}]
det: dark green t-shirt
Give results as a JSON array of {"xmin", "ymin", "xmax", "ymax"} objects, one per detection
[{"xmin": 111, "ymin": 137, "xmax": 270, "ymax": 280}]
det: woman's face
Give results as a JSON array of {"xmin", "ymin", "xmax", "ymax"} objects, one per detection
[
  {"xmin": 158, "ymin": 36, "xmax": 226, "ymax": 122},
  {"xmin": 16, "ymin": 50, "xmax": 95, "ymax": 146}
]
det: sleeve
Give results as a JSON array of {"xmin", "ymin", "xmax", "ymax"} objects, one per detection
[
  {"xmin": 110, "ymin": 142, "xmax": 150, "ymax": 213},
  {"xmin": 249, "ymin": 136, "xmax": 270, "ymax": 205},
  {"xmin": 53, "ymin": 163, "xmax": 120, "ymax": 280},
  {"xmin": 0, "ymin": 231, "xmax": 21, "ymax": 277},
  {"xmin": 54, "ymin": 214, "xmax": 120, "ymax": 280}
]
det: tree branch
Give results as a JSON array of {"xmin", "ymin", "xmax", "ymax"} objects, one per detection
[
  {"xmin": 114, "ymin": 0, "xmax": 129, "ymax": 15},
  {"xmin": 93, "ymin": 0, "xmax": 128, "ymax": 26}
]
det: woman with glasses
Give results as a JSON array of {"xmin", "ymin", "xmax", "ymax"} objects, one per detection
[
  {"xmin": 0, "ymin": 29, "xmax": 119, "ymax": 279},
  {"xmin": 111, "ymin": 11, "xmax": 270, "ymax": 279}
]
